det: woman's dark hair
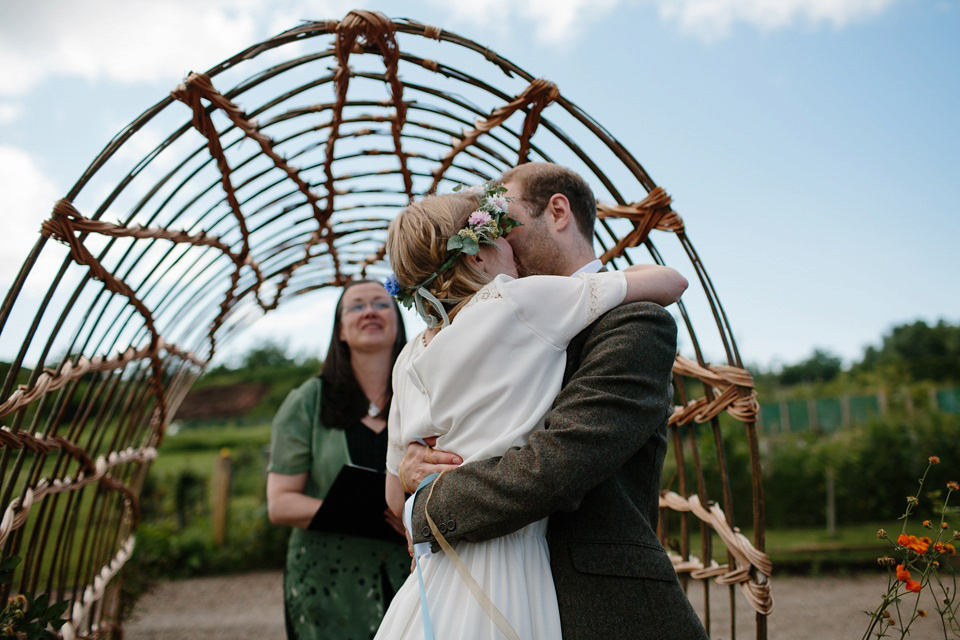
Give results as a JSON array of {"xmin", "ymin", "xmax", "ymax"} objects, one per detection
[{"xmin": 320, "ymin": 280, "xmax": 407, "ymax": 429}]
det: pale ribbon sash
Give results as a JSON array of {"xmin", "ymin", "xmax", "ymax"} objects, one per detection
[
  {"xmin": 410, "ymin": 473, "xmax": 440, "ymax": 640},
  {"xmin": 413, "ymin": 286, "xmax": 450, "ymax": 329},
  {"xmin": 423, "ymin": 471, "xmax": 521, "ymax": 640}
]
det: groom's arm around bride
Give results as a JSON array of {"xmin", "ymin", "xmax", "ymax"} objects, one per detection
[{"xmin": 402, "ymin": 299, "xmax": 708, "ymax": 639}]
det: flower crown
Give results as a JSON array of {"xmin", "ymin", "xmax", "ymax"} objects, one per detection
[{"xmin": 385, "ymin": 181, "xmax": 521, "ymax": 328}]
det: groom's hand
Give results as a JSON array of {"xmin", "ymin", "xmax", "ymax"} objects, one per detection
[{"xmin": 399, "ymin": 437, "xmax": 462, "ymax": 490}]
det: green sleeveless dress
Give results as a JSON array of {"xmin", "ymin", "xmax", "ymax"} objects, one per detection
[{"xmin": 268, "ymin": 378, "xmax": 409, "ymax": 640}]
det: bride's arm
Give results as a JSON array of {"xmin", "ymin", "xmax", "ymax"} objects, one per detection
[
  {"xmin": 623, "ymin": 264, "xmax": 687, "ymax": 306},
  {"xmin": 385, "ymin": 471, "xmax": 405, "ymax": 518}
]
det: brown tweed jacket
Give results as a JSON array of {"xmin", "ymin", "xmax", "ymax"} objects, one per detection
[{"xmin": 410, "ymin": 301, "xmax": 707, "ymax": 639}]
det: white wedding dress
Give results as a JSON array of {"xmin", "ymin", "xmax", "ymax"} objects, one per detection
[{"xmin": 375, "ymin": 270, "xmax": 627, "ymax": 640}]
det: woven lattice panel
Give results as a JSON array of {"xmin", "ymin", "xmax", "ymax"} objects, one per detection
[{"xmin": 0, "ymin": 11, "xmax": 769, "ymax": 639}]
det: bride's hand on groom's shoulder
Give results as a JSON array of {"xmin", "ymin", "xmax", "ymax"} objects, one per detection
[{"xmin": 400, "ymin": 437, "xmax": 462, "ymax": 490}]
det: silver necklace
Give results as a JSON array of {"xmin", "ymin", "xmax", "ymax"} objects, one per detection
[{"xmin": 367, "ymin": 392, "xmax": 386, "ymax": 418}]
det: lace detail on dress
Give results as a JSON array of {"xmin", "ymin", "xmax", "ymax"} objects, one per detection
[
  {"xmin": 584, "ymin": 274, "xmax": 605, "ymax": 325},
  {"xmin": 463, "ymin": 281, "xmax": 503, "ymax": 310}
]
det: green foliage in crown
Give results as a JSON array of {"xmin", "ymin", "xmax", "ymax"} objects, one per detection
[{"xmin": 386, "ymin": 181, "xmax": 521, "ymax": 313}]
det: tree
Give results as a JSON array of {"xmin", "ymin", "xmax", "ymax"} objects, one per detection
[
  {"xmin": 778, "ymin": 349, "xmax": 843, "ymax": 386},
  {"xmin": 853, "ymin": 320, "xmax": 960, "ymax": 383},
  {"xmin": 240, "ymin": 341, "xmax": 295, "ymax": 369}
]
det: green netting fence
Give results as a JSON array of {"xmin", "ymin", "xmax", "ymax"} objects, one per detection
[{"xmin": 759, "ymin": 387, "xmax": 960, "ymax": 435}]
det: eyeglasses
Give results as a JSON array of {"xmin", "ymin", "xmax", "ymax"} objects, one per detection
[{"xmin": 344, "ymin": 300, "xmax": 393, "ymax": 314}]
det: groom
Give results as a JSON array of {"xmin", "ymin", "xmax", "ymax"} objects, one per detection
[{"xmin": 399, "ymin": 163, "xmax": 707, "ymax": 639}]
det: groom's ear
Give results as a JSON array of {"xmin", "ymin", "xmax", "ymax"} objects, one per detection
[
  {"xmin": 545, "ymin": 193, "xmax": 573, "ymax": 232},
  {"xmin": 465, "ymin": 252, "xmax": 484, "ymax": 272}
]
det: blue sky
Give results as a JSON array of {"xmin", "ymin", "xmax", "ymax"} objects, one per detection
[{"xmin": 1, "ymin": 0, "xmax": 957, "ymax": 370}]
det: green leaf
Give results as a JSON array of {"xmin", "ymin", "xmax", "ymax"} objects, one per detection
[
  {"xmin": 31, "ymin": 594, "xmax": 49, "ymax": 611},
  {"xmin": 461, "ymin": 236, "xmax": 480, "ymax": 255},
  {"xmin": 446, "ymin": 235, "xmax": 463, "ymax": 251},
  {"xmin": 45, "ymin": 600, "xmax": 69, "ymax": 622},
  {"xmin": 452, "ymin": 184, "xmax": 462, "ymax": 192},
  {"xmin": 0, "ymin": 556, "xmax": 21, "ymax": 573}
]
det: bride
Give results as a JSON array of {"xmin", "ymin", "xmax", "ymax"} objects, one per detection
[{"xmin": 374, "ymin": 182, "xmax": 686, "ymax": 639}]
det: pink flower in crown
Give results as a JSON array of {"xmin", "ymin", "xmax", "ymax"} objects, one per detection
[
  {"xmin": 467, "ymin": 210, "xmax": 492, "ymax": 228},
  {"xmin": 489, "ymin": 195, "xmax": 509, "ymax": 213}
]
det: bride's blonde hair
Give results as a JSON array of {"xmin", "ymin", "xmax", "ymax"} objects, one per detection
[{"xmin": 387, "ymin": 193, "xmax": 492, "ymax": 327}]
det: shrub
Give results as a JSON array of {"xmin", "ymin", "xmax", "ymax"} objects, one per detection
[{"xmin": 760, "ymin": 412, "xmax": 960, "ymax": 528}]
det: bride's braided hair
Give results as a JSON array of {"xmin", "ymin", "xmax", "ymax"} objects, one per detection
[{"xmin": 387, "ymin": 193, "xmax": 492, "ymax": 327}]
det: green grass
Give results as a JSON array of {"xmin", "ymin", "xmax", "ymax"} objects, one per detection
[
  {"xmin": 160, "ymin": 424, "xmax": 272, "ymax": 453},
  {"xmin": 766, "ymin": 522, "xmax": 891, "ymax": 550},
  {"xmin": 667, "ymin": 521, "xmax": 960, "ymax": 575}
]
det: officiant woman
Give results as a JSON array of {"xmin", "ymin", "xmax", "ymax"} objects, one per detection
[{"xmin": 267, "ymin": 280, "xmax": 410, "ymax": 640}]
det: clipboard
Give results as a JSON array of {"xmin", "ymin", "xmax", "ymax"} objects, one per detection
[{"xmin": 309, "ymin": 464, "xmax": 406, "ymax": 544}]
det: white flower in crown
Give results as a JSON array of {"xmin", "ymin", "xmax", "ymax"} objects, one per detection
[{"xmin": 488, "ymin": 194, "xmax": 509, "ymax": 214}]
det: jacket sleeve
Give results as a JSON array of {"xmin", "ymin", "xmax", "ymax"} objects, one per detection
[{"xmin": 410, "ymin": 301, "xmax": 677, "ymax": 544}]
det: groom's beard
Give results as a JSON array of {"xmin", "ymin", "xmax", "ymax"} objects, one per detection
[{"xmin": 515, "ymin": 232, "xmax": 565, "ymax": 277}]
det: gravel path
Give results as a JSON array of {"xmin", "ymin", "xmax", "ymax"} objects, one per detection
[{"xmin": 123, "ymin": 571, "xmax": 947, "ymax": 639}]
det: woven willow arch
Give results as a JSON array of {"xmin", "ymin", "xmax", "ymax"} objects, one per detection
[{"xmin": 0, "ymin": 10, "xmax": 771, "ymax": 639}]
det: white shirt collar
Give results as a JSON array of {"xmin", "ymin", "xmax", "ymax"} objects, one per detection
[{"xmin": 571, "ymin": 259, "xmax": 602, "ymax": 276}]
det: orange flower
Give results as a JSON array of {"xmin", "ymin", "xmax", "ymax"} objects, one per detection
[
  {"xmin": 898, "ymin": 534, "xmax": 930, "ymax": 554},
  {"xmin": 943, "ymin": 543, "xmax": 956, "ymax": 555},
  {"xmin": 896, "ymin": 564, "xmax": 911, "ymax": 582},
  {"xmin": 948, "ymin": 481, "xmax": 959, "ymax": 491},
  {"xmin": 897, "ymin": 564, "xmax": 923, "ymax": 592},
  {"xmin": 929, "ymin": 456, "xmax": 940, "ymax": 464},
  {"xmin": 918, "ymin": 609, "xmax": 927, "ymax": 618},
  {"xmin": 923, "ymin": 520, "xmax": 932, "ymax": 528},
  {"xmin": 943, "ymin": 522, "xmax": 950, "ymax": 529}
]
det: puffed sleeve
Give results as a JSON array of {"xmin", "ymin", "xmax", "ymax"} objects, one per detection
[
  {"xmin": 497, "ymin": 271, "xmax": 627, "ymax": 348},
  {"xmin": 267, "ymin": 382, "xmax": 314, "ymax": 475}
]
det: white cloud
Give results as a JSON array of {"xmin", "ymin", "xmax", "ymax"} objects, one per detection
[
  {"xmin": 423, "ymin": 0, "xmax": 900, "ymax": 43},
  {"xmin": 0, "ymin": 0, "xmax": 342, "ymax": 97},
  {"xmin": 0, "ymin": 0, "xmax": 905, "ymax": 99},
  {"xmin": 654, "ymin": 0, "xmax": 900, "ymax": 40},
  {"xmin": 0, "ymin": 146, "xmax": 62, "ymax": 286},
  {"xmin": 423, "ymin": 0, "xmax": 622, "ymax": 44},
  {"xmin": 0, "ymin": 103, "xmax": 23, "ymax": 125}
]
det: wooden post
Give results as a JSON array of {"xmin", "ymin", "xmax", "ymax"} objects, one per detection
[
  {"xmin": 212, "ymin": 448, "xmax": 232, "ymax": 547},
  {"xmin": 841, "ymin": 394, "xmax": 851, "ymax": 428},
  {"xmin": 826, "ymin": 465, "xmax": 836, "ymax": 537},
  {"xmin": 877, "ymin": 390, "xmax": 888, "ymax": 417}
]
